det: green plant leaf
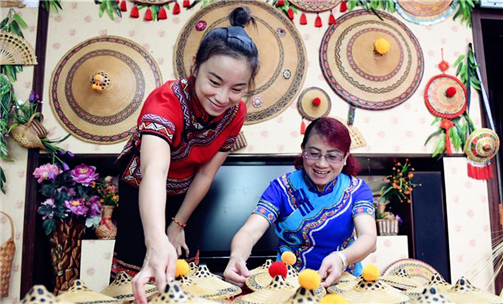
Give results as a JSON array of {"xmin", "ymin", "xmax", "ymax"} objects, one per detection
[
  {"xmin": 13, "ymin": 13, "xmax": 28, "ymax": 28},
  {"xmin": 454, "ymin": 55, "xmax": 465, "ymax": 67},
  {"xmin": 424, "ymin": 129, "xmax": 442, "ymax": 145}
]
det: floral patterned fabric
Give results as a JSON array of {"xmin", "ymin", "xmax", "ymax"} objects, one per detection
[{"xmin": 253, "ymin": 170, "xmax": 374, "ymax": 274}]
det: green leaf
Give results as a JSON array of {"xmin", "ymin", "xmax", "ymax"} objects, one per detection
[
  {"xmin": 432, "ymin": 134, "xmax": 446, "ymax": 158},
  {"xmin": 100, "ymin": 0, "xmax": 106, "ymax": 18},
  {"xmin": 106, "ymin": 0, "xmax": 115, "ymax": 20},
  {"xmin": 425, "ymin": 129, "xmax": 442, "ymax": 145},
  {"xmin": 454, "ymin": 55, "xmax": 465, "ymax": 67},
  {"xmin": 430, "ymin": 116, "xmax": 442, "ymax": 126},
  {"xmin": 13, "ymin": 13, "xmax": 28, "ymax": 28}
]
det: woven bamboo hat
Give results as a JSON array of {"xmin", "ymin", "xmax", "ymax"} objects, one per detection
[
  {"xmin": 383, "ymin": 259, "xmax": 439, "ymax": 285},
  {"xmin": 55, "ymin": 280, "xmax": 123, "ymax": 303},
  {"xmin": 149, "ymin": 281, "xmax": 218, "ymax": 304},
  {"xmin": 379, "ymin": 268, "xmax": 422, "ymax": 290},
  {"xmin": 442, "ymin": 276, "xmax": 502, "ymax": 304},
  {"xmin": 465, "ymin": 128, "xmax": 500, "ymax": 163},
  {"xmin": 297, "ymin": 87, "xmax": 332, "ymax": 121},
  {"xmin": 181, "ymin": 264, "xmax": 241, "ymax": 300},
  {"xmin": 409, "ymin": 286, "xmax": 454, "ymax": 304},
  {"xmin": 284, "ymin": 269, "xmax": 325, "ymax": 304},
  {"xmin": 405, "ymin": 272, "xmax": 452, "ymax": 298},
  {"xmin": 249, "ymin": 259, "xmax": 274, "ymax": 275},
  {"xmin": 17, "ymin": 285, "xmax": 70, "ymax": 304},
  {"xmin": 49, "ymin": 35, "xmax": 162, "ymax": 144},
  {"xmin": 320, "ymin": 9, "xmax": 424, "ymax": 111},
  {"xmin": 396, "ymin": 0, "xmax": 457, "ymax": 26},
  {"xmin": 100, "ymin": 271, "xmax": 158, "ymax": 301},
  {"xmin": 174, "ymin": 0, "xmax": 307, "ymax": 125},
  {"xmin": 326, "ymin": 272, "xmax": 359, "ymax": 294},
  {"xmin": 0, "ymin": 30, "xmax": 37, "ymax": 65},
  {"xmin": 424, "ymin": 74, "xmax": 467, "ymax": 119}
]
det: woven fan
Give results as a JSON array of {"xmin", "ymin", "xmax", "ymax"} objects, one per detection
[
  {"xmin": 332, "ymin": 116, "xmax": 367, "ymax": 149},
  {"xmin": 0, "ymin": 30, "xmax": 37, "ymax": 65}
]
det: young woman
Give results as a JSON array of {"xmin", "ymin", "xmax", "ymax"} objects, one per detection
[
  {"xmin": 112, "ymin": 7, "xmax": 259, "ymax": 304},
  {"xmin": 224, "ymin": 117, "xmax": 377, "ymax": 288}
]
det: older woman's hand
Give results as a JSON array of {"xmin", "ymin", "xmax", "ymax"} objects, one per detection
[
  {"xmin": 224, "ymin": 257, "xmax": 251, "ymax": 287},
  {"xmin": 318, "ymin": 253, "xmax": 344, "ymax": 287}
]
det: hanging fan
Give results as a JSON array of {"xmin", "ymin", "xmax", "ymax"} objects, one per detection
[{"xmin": 0, "ymin": 30, "xmax": 37, "ymax": 65}]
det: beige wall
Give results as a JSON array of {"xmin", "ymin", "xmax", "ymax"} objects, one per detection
[{"xmin": 0, "ymin": 1, "xmax": 496, "ymax": 302}]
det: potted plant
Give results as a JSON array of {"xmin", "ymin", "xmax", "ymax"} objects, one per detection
[
  {"xmin": 94, "ymin": 176, "xmax": 120, "ymax": 240},
  {"xmin": 378, "ymin": 159, "xmax": 420, "ymax": 204}
]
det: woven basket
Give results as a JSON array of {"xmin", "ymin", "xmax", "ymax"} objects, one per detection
[
  {"xmin": 95, "ymin": 205, "xmax": 117, "ymax": 240},
  {"xmin": 0, "ymin": 211, "xmax": 16, "ymax": 299},
  {"xmin": 10, "ymin": 113, "xmax": 48, "ymax": 150}
]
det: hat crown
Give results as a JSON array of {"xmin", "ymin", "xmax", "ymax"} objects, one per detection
[
  {"xmin": 265, "ymin": 275, "xmax": 294, "ymax": 290},
  {"xmin": 451, "ymin": 277, "xmax": 479, "ymax": 293},
  {"xmin": 150, "ymin": 282, "xmax": 194, "ymax": 304},
  {"xmin": 20, "ymin": 285, "xmax": 57, "ymax": 304},
  {"xmin": 392, "ymin": 268, "xmax": 410, "ymax": 278},
  {"xmin": 193, "ymin": 264, "xmax": 213, "ymax": 278},
  {"xmin": 68, "ymin": 279, "xmax": 90, "ymax": 292},
  {"xmin": 287, "ymin": 265, "xmax": 298, "ymax": 278},
  {"xmin": 111, "ymin": 271, "xmax": 133, "ymax": 286},
  {"xmin": 285, "ymin": 287, "xmax": 318, "ymax": 304},
  {"xmin": 410, "ymin": 286, "xmax": 453, "ymax": 304},
  {"xmin": 427, "ymin": 273, "xmax": 450, "ymax": 286}
]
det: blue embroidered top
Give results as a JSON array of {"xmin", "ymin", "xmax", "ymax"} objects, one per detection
[{"xmin": 252, "ymin": 170, "xmax": 374, "ymax": 275}]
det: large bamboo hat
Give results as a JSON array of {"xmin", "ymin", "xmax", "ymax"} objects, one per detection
[
  {"xmin": 320, "ymin": 9, "xmax": 424, "ymax": 111},
  {"xmin": 395, "ymin": 0, "xmax": 458, "ymax": 26},
  {"xmin": 405, "ymin": 272, "xmax": 452, "ymax": 298},
  {"xmin": 443, "ymin": 276, "xmax": 502, "ymax": 304},
  {"xmin": 49, "ymin": 35, "xmax": 162, "ymax": 144},
  {"xmin": 173, "ymin": 0, "xmax": 307, "ymax": 124},
  {"xmin": 379, "ymin": 268, "xmax": 422, "ymax": 290},
  {"xmin": 424, "ymin": 74, "xmax": 467, "ymax": 119},
  {"xmin": 382, "ymin": 258, "xmax": 440, "ymax": 285}
]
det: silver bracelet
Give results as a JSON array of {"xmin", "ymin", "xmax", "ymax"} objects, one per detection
[{"xmin": 332, "ymin": 251, "xmax": 348, "ymax": 269}]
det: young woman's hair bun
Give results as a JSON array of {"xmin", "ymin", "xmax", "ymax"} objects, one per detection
[{"xmin": 229, "ymin": 6, "xmax": 254, "ymax": 28}]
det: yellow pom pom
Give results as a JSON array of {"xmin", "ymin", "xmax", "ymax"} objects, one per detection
[
  {"xmin": 374, "ymin": 38, "xmax": 390, "ymax": 55},
  {"xmin": 91, "ymin": 84, "xmax": 98, "ymax": 90},
  {"xmin": 298, "ymin": 269, "xmax": 321, "ymax": 290},
  {"xmin": 362, "ymin": 264, "xmax": 380, "ymax": 281},
  {"xmin": 281, "ymin": 251, "xmax": 296, "ymax": 266},
  {"xmin": 319, "ymin": 294, "xmax": 349, "ymax": 304},
  {"xmin": 175, "ymin": 259, "xmax": 190, "ymax": 278},
  {"xmin": 95, "ymin": 74, "xmax": 102, "ymax": 82}
]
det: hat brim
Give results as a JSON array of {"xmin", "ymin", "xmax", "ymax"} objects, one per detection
[
  {"xmin": 424, "ymin": 74, "xmax": 467, "ymax": 119},
  {"xmin": 396, "ymin": 0, "xmax": 457, "ymax": 25},
  {"xmin": 297, "ymin": 87, "xmax": 332, "ymax": 121}
]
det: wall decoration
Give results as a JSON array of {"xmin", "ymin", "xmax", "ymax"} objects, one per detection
[
  {"xmin": 49, "ymin": 35, "xmax": 163, "ymax": 144},
  {"xmin": 320, "ymin": 9, "xmax": 424, "ymax": 125},
  {"xmin": 0, "ymin": 30, "xmax": 38, "ymax": 66},
  {"xmin": 111, "ymin": 0, "xmax": 190, "ymax": 21},
  {"xmin": 0, "ymin": 1, "xmax": 25, "ymax": 8},
  {"xmin": 0, "ymin": 211, "xmax": 15, "ymax": 299},
  {"xmin": 297, "ymin": 87, "xmax": 332, "ymax": 134},
  {"xmin": 395, "ymin": 0, "xmax": 458, "ymax": 26},
  {"xmin": 0, "ymin": 8, "xmax": 29, "ymax": 82},
  {"xmin": 288, "ymin": 0, "xmax": 341, "ymax": 27},
  {"xmin": 174, "ymin": 0, "xmax": 307, "ymax": 125}
]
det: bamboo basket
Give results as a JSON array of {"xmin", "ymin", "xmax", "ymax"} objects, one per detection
[
  {"xmin": 10, "ymin": 113, "xmax": 48, "ymax": 150},
  {"xmin": 0, "ymin": 211, "xmax": 16, "ymax": 298}
]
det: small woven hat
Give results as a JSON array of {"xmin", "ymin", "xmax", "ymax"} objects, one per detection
[
  {"xmin": 443, "ymin": 276, "xmax": 502, "ymax": 304},
  {"xmin": 149, "ymin": 281, "xmax": 217, "ymax": 304},
  {"xmin": 320, "ymin": 9, "xmax": 424, "ymax": 112},
  {"xmin": 174, "ymin": 0, "xmax": 307, "ymax": 125},
  {"xmin": 100, "ymin": 271, "xmax": 158, "ymax": 301},
  {"xmin": 284, "ymin": 269, "xmax": 324, "ymax": 304},
  {"xmin": 326, "ymin": 272, "xmax": 359, "ymax": 294},
  {"xmin": 0, "ymin": 30, "xmax": 37, "ymax": 65},
  {"xmin": 379, "ymin": 268, "xmax": 422, "ymax": 290},
  {"xmin": 297, "ymin": 87, "xmax": 332, "ymax": 121},
  {"xmin": 56, "ymin": 280, "xmax": 123, "ymax": 303},
  {"xmin": 409, "ymin": 286, "xmax": 454, "ymax": 304},
  {"xmin": 405, "ymin": 272, "xmax": 452, "ymax": 298},
  {"xmin": 395, "ymin": 0, "xmax": 458, "ymax": 26},
  {"xmin": 0, "ymin": 211, "xmax": 15, "ymax": 298},
  {"xmin": 465, "ymin": 128, "xmax": 500, "ymax": 180},
  {"xmin": 182, "ymin": 264, "xmax": 241, "ymax": 300},
  {"xmin": 382, "ymin": 258, "xmax": 440, "ymax": 285},
  {"xmin": 49, "ymin": 35, "xmax": 162, "ymax": 144},
  {"xmin": 249, "ymin": 259, "xmax": 274, "ymax": 275},
  {"xmin": 17, "ymin": 285, "xmax": 65, "ymax": 304},
  {"xmin": 424, "ymin": 74, "xmax": 467, "ymax": 119}
]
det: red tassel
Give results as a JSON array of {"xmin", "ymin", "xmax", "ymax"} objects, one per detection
[
  {"xmin": 300, "ymin": 120, "xmax": 306, "ymax": 134},
  {"xmin": 467, "ymin": 161, "xmax": 493, "ymax": 180},
  {"xmin": 287, "ymin": 8, "xmax": 294, "ymax": 20},
  {"xmin": 340, "ymin": 1, "xmax": 348, "ymax": 12},
  {"xmin": 130, "ymin": 5, "xmax": 139, "ymax": 18},
  {"xmin": 173, "ymin": 2, "xmax": 181, "ymax": 14},
  {"xmin": 144, "ymin": 7, "xmax": 153, "ymax": 21},
  {"xmin": 440, "ymin": 119, "xmax": 455, "ymax": 155},
  {"xmin": 158, "ymin": 6, "xmax": 167, "ymax": 20},
  {"xmin": 120, "ymin": 0, "xmax": 127, "ymax": 12},
  {"xmin": 315, "ymin": 14, "xmax": 322, "ymax": 27},
  {"xmin": 300, "ymin": 13, "xmax": 307, "ymax": 25},
  {"xmin": 183, "ymin": 0, "xmax": 190, "ymax": 7},
  {"xmin": 328, "ymin": 12, "xmax": 336, "ymax": 25},
  {"xmin": 277, "ymin": 0, "xmax": 285, "ymax": 6}
]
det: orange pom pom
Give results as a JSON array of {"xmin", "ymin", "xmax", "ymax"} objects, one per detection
[
  {"xmin": 268, "ymin": 261, "xmax": 287, "ymax": 278},
  {"xmin": 175, "ymin": 259, "xmax": 190, "ymax": 278},
  {"xmin": 298, "ymin": 269, "xmax": 321, "ymax": 290},
  {"xmin": 362, "ymin": 264, "xmax": 380, "ymax": 281},
  {"xmin": 281, "ymin": 251, "xmax": 296, "ymax": 265},
  {"xmin": 320, "ymin": 294, "xmax": 349, "ymax": 304}
]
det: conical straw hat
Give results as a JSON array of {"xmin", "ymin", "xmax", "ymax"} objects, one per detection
[
  {"xmin": 409, "ymin": 286, "xmax": 454, "ymax": 304},
  {"xmin": 17, "ymin": 285, "xmax": 71, "ymax": 304},
  {"xmin": 443, "ymin": 276, "xmax": 501, "ymax": 304},
  {"xmin": 379, "ymin": 268, "xmax": 422, "ymax": 290},
  {"xmin": 234, "ymin": 275, "xmax": 296, "ymax": 304},
  {"xmin": 56, "ymin": 280, "xmax": 123, "ymax": 303},
  {"xmin": 249, "ymin": 259, "xmax": 274, "ymax": 275},
  {"xmin": 149, "ymin": 281, "xmax": 217, "ymax": 304},
  {"xmin": 405, "ymin": 272, "xmax": 452, "ymax": 298},
  {"xmin": 100, "ymin": 271, "xmax": 158, "ymax": 301},
  {"xmin": 283, "ymin": 269, "xmax": 324, "ymax": 304},
  {"xmin": 327, "ymin": 272, "xmax": 359, "ymax": 294},
  {"xmin": 182, "ymin": 264, "xmax": 241, "ymax": 300}
]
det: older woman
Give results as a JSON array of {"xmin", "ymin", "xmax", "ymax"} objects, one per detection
[{"xmin": 224, "ymin": 117, "xmax": 376, "ymax": 288}]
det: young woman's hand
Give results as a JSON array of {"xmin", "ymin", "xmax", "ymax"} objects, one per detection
[
  {"xmin": 223, "ymin": 257, "xmax": 251, "ymax": 287},
  {"xmin": 132, "ymin": 234, "xmax": 177, "ymax": 304},
  {"xmin": 318, "ymin": 253, "xmax": 344, "ymax": 287},
  {"xmin": 167, "ymin": 221, "xmax": 189, "ymax": 257}
]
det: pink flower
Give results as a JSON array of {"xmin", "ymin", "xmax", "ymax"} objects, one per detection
[
  {"xmin": 71, "ymin": 164, "xmax": 99, "ymax": 186},
  {"xmin": 33, "ymin": 163, "xmax": 62, "ymax": 183},
  {"xmin": 88, "ymin": 195, "xmax": 101, "ymax": 217},
  {"xmin": 41, "ymin": 198, "xmax": 55, "ymax": 207},
  {"xmin": 104, "ymin": 176, "xmax": 113, "ymax": 184},
  {"xmin": 64, "ymin": 198, "xmax": 88, "ymax": 216}
]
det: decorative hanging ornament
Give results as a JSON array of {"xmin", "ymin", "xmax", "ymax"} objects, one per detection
[
  {"xmin": 395, "ymin": 0, "xmax": 458, "ymax": 26},
  {"xmin": 297, "ymin": 87, "xmax": 332, "ymax": 134},
  {"xmin": 465, "ymin": 128, "xmax": 500, "ymax": 180},
  {"xmin": 128, "ymin": 0, "xmax": 178, "ymax": 20},
  {"xmin": 289, "ymin": 0, "xmax": 341, "ymax": 27}
]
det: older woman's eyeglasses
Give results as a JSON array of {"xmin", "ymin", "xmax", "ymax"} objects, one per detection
[{"xmin": 302, "ymin": 150, "xmax": 344, "ymax": 164}]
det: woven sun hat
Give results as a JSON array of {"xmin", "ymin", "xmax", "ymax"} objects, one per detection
[
  {"xmin": 17, "ymin": 285, "xmax": 70, "ymax": 304},
  {"xmin": 320, "ymin": 9, "xmax": 424, "ymax": 111},
  {"xmin": 340, "ymin": 264, "xmax": 410, "ymax": 304},
  {"xmin": 405, "ymin": 272, "xmax": 452, "ymax": 298},
  {"xmin": 100, "ymin": 271, "xmax": 158, "ymax": 301},
  {"xmin": 181, "ymin": 264, "xmax": 241, "ymax": 300},
  {"xmin": 49, "ymin": 35, "xmax": 162, "ymax": 144},
  {"xmin": 382, "ymin": 258, "xmax": 440, "ymax": 285},
  {"xmin": 55, "ymin": 280, "xmax": 123, "ymax": 303},
  {"xmin": 249, "ymin": 259, "xmax": 274, "ymax": 275},
  {"xmin": 0, "ymin": 30, "xmax": 37, "ymax": 65},
  {"xmin": 234, "ymin": 262, "xmax": 297, "ymax": 304},
  {"xmin": 297, "ymin": 87, "xmax": 332, "ymax": 121},
  {"xmin": 442, "ymin": 276, "xmax": 502, "ymax": 304},
  {"xmin": 465, "ymin": 128, "xmax": 500, "ymax": 168},
  {"xmin": 173, "ymin": 0, "xmax": 307, "ymax": 125},
  {"xmin": 283, "ymin": 269, "xmax": 325, "ymax": 304},
  {"xmin": 424, "ymin": 74, "xmax": 467, "ymax": 119},
  {"xmin": 395, "ymin": 0, "xmax": 458, "ymax": 26},
  {"xmin": 149, "ymin": 281, "xmax": 219, "ymax": 304},
  {"xmin": 409, "ymin": 286, "xmax": 454, "ymax": 304},
  {"xmin": 379, "ymin": 268, "xmax": 422, "ymax": 290}
]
